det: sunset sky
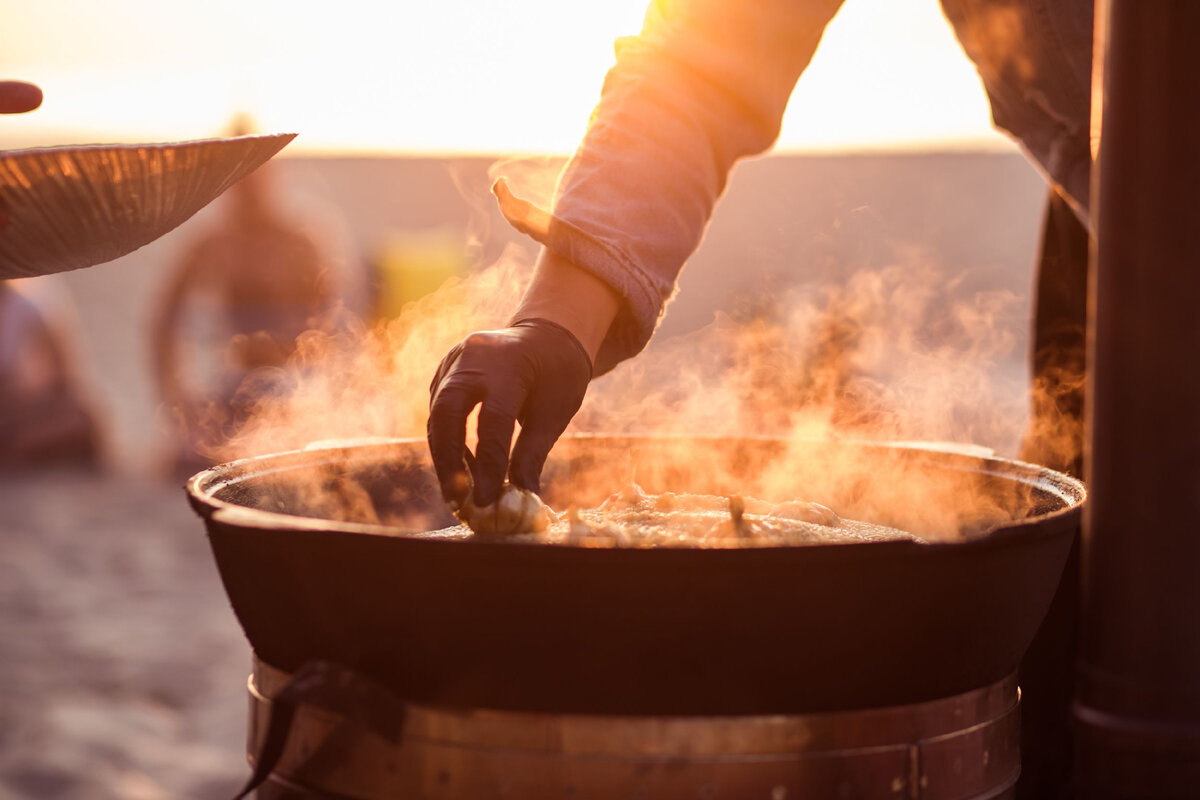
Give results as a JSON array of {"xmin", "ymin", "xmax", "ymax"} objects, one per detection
[{"xmin": 0, "ymin": 0, "xmax": 1011, "ymax": 155}]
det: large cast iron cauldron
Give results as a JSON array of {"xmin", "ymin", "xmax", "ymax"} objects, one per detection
[{"xmin": 187, "ymin": 435, "xmax": 1084, "ymax": 716}]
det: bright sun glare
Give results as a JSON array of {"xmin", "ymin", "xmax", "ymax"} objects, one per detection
[{"xmin": 0, "ymin": 0, "xmax": 1010, "ymax": 154}]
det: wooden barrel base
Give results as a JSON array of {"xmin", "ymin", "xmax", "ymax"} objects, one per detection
[{"xmin": 246, "ymin": 657, "xmax": 1020, "ymax": 799}]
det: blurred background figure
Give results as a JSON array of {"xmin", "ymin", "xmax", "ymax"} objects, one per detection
[
  {"xmin": 152, "ymin": 117, "xmax": 336, "ymax": 474},
  {"xmin": 0, "ymin": 280, "xmax": 101, "ymax": 467}
]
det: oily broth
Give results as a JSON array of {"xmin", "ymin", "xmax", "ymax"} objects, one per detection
[{"xmin": 425, "ymin": 483, "xmax": 924, "ymax": 548}]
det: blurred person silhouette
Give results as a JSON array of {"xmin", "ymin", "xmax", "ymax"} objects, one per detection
[
  {"xmin": 0, "ymin": 280, "xmax": 101, "ymax": 467},
  {"xmin": 153, "ymin": 117, "xmax": 334, "ymax": 474},
  {"xmin": 426, "ymin": 2, "xmax": 1093, "ymax": 797}
]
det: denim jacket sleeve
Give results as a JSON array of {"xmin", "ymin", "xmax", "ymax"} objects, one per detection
[{"xmin": 496, "ymin": 0, "xmax": 847, "ymax": 374}]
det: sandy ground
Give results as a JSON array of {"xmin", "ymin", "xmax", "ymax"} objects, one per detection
[{"xmin": 0, "ymin": 468, "xmax": 251, "ymax": 800}]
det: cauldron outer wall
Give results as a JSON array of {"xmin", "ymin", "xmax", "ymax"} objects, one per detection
[{"xmin": 191, "ymin": 437, "xmax": 1083, "ymax": 716}]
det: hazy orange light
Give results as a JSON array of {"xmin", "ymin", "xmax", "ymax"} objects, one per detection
[{"xmin": 0, "ymin": 0, "xmax": 1009, "ymax": 154}]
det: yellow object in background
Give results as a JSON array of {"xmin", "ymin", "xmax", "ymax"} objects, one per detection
[{"xmin": 372, "ymin": 228, "xmax": 468, "ymax": 320}]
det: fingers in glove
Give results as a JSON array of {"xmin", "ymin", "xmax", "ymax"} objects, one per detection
[
  {"xmin": 508, "ymin": 426, "xmax": 559, "ymax": 496},
  {"xmin": 427, "ymin": 380, "xmax": 481, "ymax": 508},
  {"xmin": 507, "ymin": 325, "xmax": 591, "ymax": 493},
  {"xmin": 473, "ymin": 401, "xmax": 519, "ymax": 506},
  {"xmin": 428, "ymin": 342, "xmax": 464, "ymax": 398}
]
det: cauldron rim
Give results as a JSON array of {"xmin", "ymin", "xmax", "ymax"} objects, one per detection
[{"xmin": 187, "ymin": 433, "xmax": 1084, "ymax": 551}]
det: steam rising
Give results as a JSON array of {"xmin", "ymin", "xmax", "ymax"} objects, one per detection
[
  {"xmin": 202, "ymin": 247, "xmax": 531, "ymax": 461},
  {"xmin": 577, "ymin": 260, "xmax": 1026, "ymax": 440},
  {"xmin": 192, "ymin": 224, "xmax": 1080, "ymax": 542}
]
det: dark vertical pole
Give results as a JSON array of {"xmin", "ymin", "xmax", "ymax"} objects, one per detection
[{"xmin": 1077, "ymin": 0, "xmax": 1200, "ymax": 796}]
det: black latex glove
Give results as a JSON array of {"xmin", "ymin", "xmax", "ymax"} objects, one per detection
[{"xmin": 427, "ymin": 318, "xmax": 591, "ymax": 509}]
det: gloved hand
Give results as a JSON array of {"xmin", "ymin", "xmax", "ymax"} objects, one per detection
[{"xmin": 427, "ymin": 318, "xmax": 592, "ymax": 510}]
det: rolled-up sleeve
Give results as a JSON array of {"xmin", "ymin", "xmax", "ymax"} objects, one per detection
[{"xmin": 497, "ymin": 0, "xmax": 846, "ymax": 374}]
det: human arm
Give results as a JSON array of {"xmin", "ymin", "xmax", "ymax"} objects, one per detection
[
  {"xmin": 500, "ymin": 0, "xmax": 846, "ymax": 370},
  {"xmin": 511, "ymin": 248, "xmax": 621, "ymax": 365},
  {"xmin": 428, "ymin": 0, "xmax": 846, "ymax": 511}
]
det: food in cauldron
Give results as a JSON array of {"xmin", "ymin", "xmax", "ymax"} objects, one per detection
[
  {"xmin": 447, "ymin": 481, "xmax": 923, "ymax": 547},
  {"xmin": 453, "ymin": 483, "xmax": 555, "ymax": 535}
]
